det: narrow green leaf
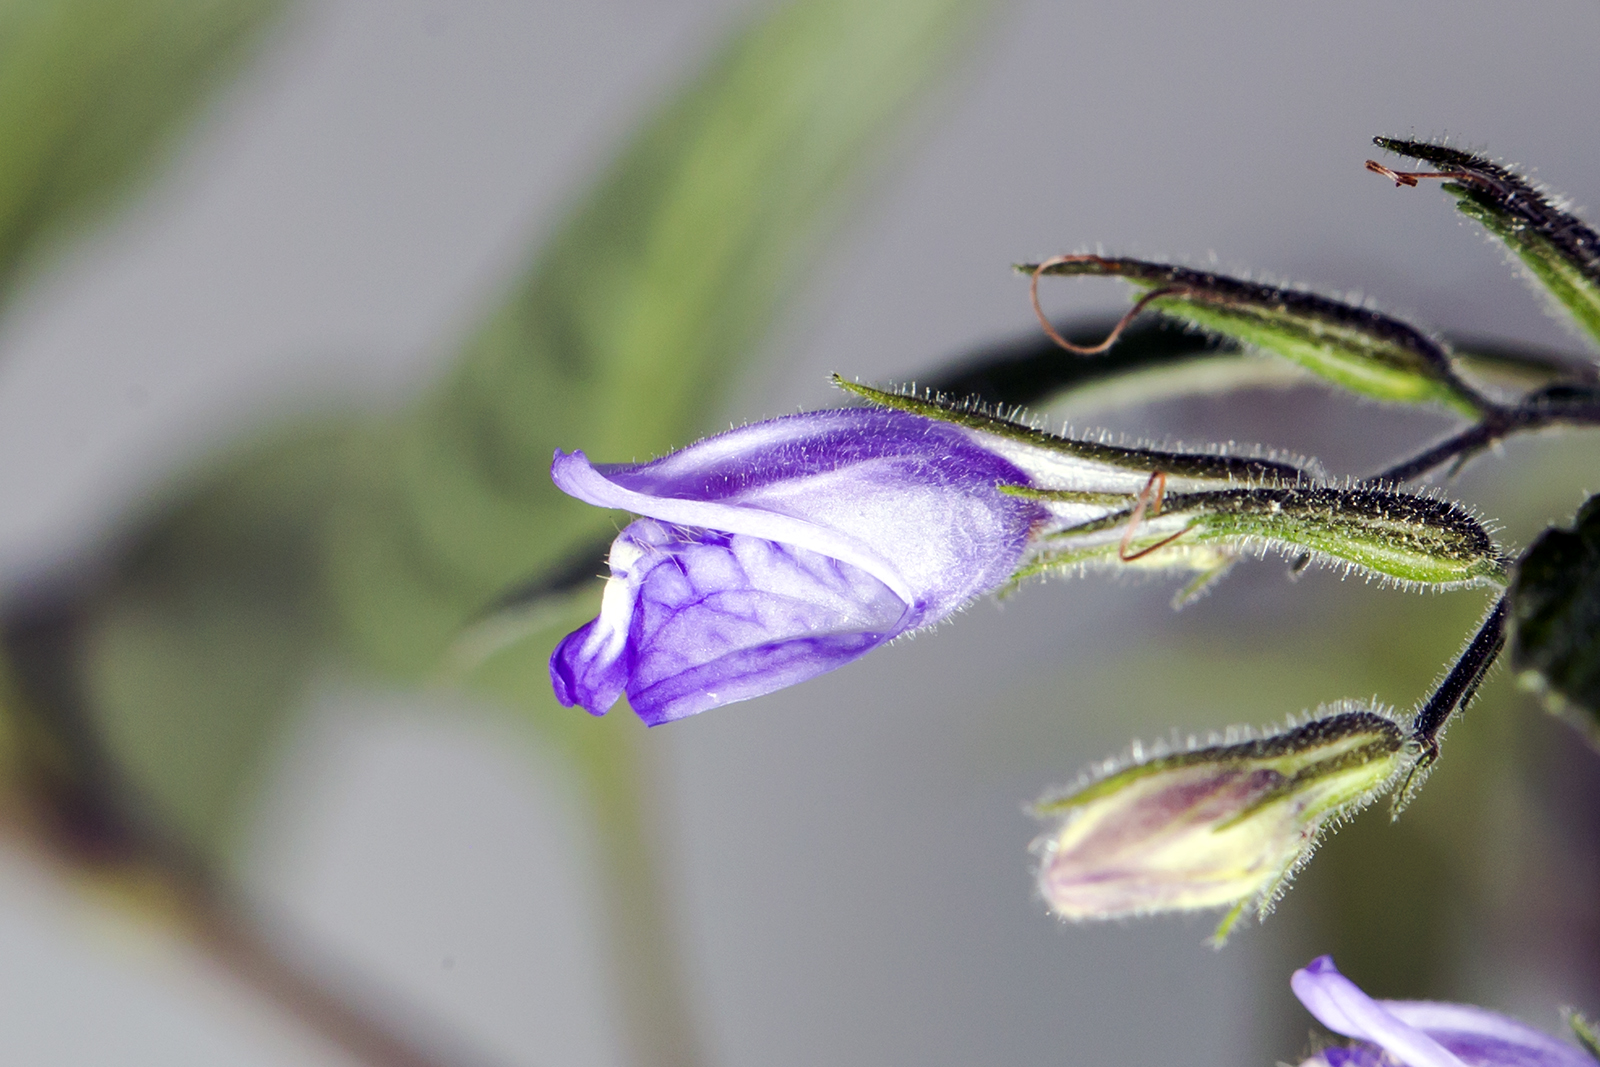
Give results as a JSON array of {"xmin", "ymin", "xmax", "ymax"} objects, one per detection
[
  {"xmin": 1509, "ymin": 493, "xmax": 1600, "ymax": 748},
  {"xmin": 1024, "ymin": 256, "xmax": 1489, "ymax": 416},
  {"xmin": 837, "ymin": 375, "xmax": 1311, "ymax": 483},
  {"xmin": 1374, "ymin": 138, "xmax": 1600, "ymax": 352},
  {"xmin": 0, "ymin": 0, "xmax": 284, "ymax": 293}
]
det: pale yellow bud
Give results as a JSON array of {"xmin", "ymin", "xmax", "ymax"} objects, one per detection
[{"xmin": 1034, "ymin": 706, "xmax": 1412, "ymax": 941}]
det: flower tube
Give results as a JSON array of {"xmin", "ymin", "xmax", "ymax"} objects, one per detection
[
  {"xmin": 1292, "ymin": 955, "xmax": 1596, "ymax": 1067},
  {"xmin": 548, "ymin": 406, "xmax": 1051, "ymax": 725}
]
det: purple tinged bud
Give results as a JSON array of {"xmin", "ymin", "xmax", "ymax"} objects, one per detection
[
  {"xmin": 1034, "ymin": 708, "xmax": 1410, "ymax": 940},
  {"xmin": 1293, "ymin": 956, "xmax": 1596, "ymax": 1067}
]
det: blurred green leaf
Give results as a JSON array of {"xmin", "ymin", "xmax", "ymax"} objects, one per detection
[
  {"xmin": 0, "ymin": 5, "xmax": 995, "ymax": 1059},
  {"xmin": 1026, "ymin": 255, "xmax": 1490, "ymax": 416},
  {"xmin": 1509, "ymin": 492, "xmax": 1600, "ymax": 749},
  {"xmin": 28, "ymin": 0, "xmax": 997, "ymax": 874},
  {"xmin": 78, "ymin": 425, "xmax": 349, "ymax": 854},
  {"xmin": 324, "ymin": 0, "xmax": 1000, "ymax": 684},
  {"xmin": 1373, "ymin": 138, "xmax": 1600, "ymax": 353},
  {"xmin": 0, "ymin": 0, "xmax": 284, "ymax": 293}
]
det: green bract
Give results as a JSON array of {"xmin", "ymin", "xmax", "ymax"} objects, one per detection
[
  {"xmin": 840, "ymin": 377, "xmax": 1510, "ymax": 595},
  {"xmin": 1012, "ymin": 484, "xmax": 1510, "ymax": 591},
  {"xmin": 1374, "ymin": 137, "xmax": 1600, "ymax": 352},
  {"xmin": 1023, "ymin": 255, "xmax": 1490, "ymax": 415}
]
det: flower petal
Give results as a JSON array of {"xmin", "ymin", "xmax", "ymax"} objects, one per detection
[
  {"xmin": 548, "ymin": 520, "xmax": 658, "ymax": 715},
  {"xmin": 552, "ymin": 407, "xmax": 1045, "ymax": 620},
  {"xmin": 553, "ymin": 447, "xmax": 918, "ymax": 604},
  {"xmin": 1384, "ymin": 1003, "xmax": 1597, "ymax": 1067},
  {"xmin": 1293, "ymin": 956, "xmax": 1467, "ymax": 1067},
  {"xmin": 550, "ymin": 519, "xmax": 911, "ymax": 724},
  {"xmin": 548, "ymin": 408, "xmax": 1048, "ymax": 722},
  {"xmin": 626, "ymin": 523, "xmax": 908, "ymax": 724}
]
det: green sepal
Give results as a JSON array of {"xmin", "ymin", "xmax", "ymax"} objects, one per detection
[
  {"xmin": 1035, "ymin": 709, "xmax": 1408, "ymax": 816},
  {"xmin": 1565, "ymin": 1010, "xmax": 1600, "ymax": 1063},
  {"xmin": 1012, "ymin": 484, "xmax": 1510, "ymax": 591},
  {"xmin": 1509, "ymin": 493, "xmax": 1600, "ymax": 748},
  {"xmin": 835, "ymin": 375, "xmax": 1309, "ymax": 483},
  {"xmin": 1375, "ymin": 138, "xmax": 1600, "ymax": 352},
  {"xmin": 1022, "ymin": 256, "xmax": 1488, "ymax": 416}
]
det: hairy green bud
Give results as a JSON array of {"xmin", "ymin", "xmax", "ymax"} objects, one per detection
[{"xmin": 1033, "ymin": 706, "xmax": 1413, "ymax": 942}]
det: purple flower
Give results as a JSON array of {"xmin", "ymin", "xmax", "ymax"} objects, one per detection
[
  {"xmin": 548, "ymin": 407, "xmax": 1048, "ymax": 724},
  {"xmin": 544, "ymin": 380, "xmax": 1488, "ymax": 725},
  {"xmin": 1292, "ymin": 955, "xmax": 1596, "ymax": 1067}
]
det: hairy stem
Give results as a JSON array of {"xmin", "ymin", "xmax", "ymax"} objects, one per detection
[
  {"xmin": 1370, "ymin": 402, "xmax": 1600, "ymax": 484},
  {"xmin": 1411, "ymin": 595, "xmax": 1509, "ymax": 755}
]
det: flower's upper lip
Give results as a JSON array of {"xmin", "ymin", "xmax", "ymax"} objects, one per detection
[
  {"xmin": 1292, "ymin": 955, "xmax": 1596, "ymax": 1067},
  {"xmin": 551, "ymin": 448, "xmax": 920, "ymax": 605},
  {"xmin": 1293, "ymin": 957, "xmax": 1466, "ymax": 1067}
]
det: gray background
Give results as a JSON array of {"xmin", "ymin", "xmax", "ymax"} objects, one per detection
[{"xmin": 0, "ymin": 0, "xmax": 1595, "ymax": 1063}]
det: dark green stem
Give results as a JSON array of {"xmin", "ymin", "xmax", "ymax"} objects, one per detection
[
  {"xmin": 1411, "ymin": 595, "xmax": 1509, "ymax": 756},
  {"xmin": 1370, "ymin": 400, "xmax": 1600, "ymax": 485}
]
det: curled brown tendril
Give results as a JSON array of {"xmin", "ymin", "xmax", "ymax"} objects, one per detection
[
  {"xmin": 1029, "ymin": 254, "xmax": 1195, "ymax": 355},
  {"xmin": 1118, "ymin": 470, "xmax": 1189, "ymax": 561},
  {"xmin": 1364, "ymin": 159, "xmax": 1502, "ymax": 193}
]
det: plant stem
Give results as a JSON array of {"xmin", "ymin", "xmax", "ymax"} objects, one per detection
[
  {"xmin": 575, "ymin": 719, "xmax": 705, "ymax": 1067},
  {"xmin": 0, "ymin": 615, "xmax": 504, "ymax": 1067},
  {"xmin": 1411, "ymin": 594, "xmax": 1509, "ymax": 755},
  {"xmin": 1370, "ymin": 401, "xmax": 1600, "ymax": 484},
  {"xmin": 186, "ymin": 882, "xmax": 507, "ymax": 1067}
]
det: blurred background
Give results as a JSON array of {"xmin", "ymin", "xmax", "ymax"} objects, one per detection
[{"xmin": 0, "ymin": 0, "xmax": 1595, "ymax": 1064}]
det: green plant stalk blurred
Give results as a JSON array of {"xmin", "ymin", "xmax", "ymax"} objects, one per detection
[{"xmin": 0, "ymin": 0, "xmax": 1003, "ymax": 1064}]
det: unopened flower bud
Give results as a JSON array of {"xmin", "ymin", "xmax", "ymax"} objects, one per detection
[{"xmin": 1033, "ymin": 706, "xmax": 1412, "ymax": 941}]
